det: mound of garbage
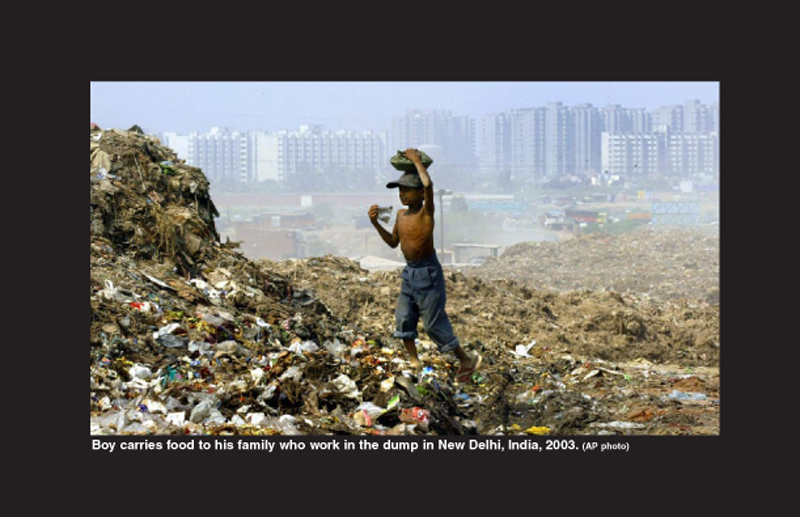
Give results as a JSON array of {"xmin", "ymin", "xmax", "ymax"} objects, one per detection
[
  {"xmin": 90, "ymin": 126, "xmax": 720, "ymax": 436},
  {"xmin": 468, "ymin": 229, "xmax": 719, "ymax": 304}
]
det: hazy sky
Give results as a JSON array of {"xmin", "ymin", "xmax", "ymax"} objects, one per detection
[{"xmin": 90, "ymin": 81, "xmax": 720, "ymax": 134}]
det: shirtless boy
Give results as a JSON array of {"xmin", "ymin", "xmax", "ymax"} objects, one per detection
[{"xmin": 368, "ymin": 148, "xmax": 481, "ymax": 383}]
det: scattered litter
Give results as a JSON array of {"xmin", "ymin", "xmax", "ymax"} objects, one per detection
[{"xmin": 90, "ymin": 126, "xmax": 719, "ymax": 436}]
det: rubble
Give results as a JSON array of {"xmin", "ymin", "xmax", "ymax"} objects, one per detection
[{"xmin": 90, "ymin": 126, "xmax": 720, "ymax": 436}]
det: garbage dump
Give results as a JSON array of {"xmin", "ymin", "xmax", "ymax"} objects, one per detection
[
  {"xmin": 469, "ymin": 230, "xmax": 719, "ymax": 304},
  {"xmin": 90, "ymin": 125, "xmax": 720, "ymax": 436}
]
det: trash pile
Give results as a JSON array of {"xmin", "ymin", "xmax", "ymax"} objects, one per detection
[
  {"xmin": 90, "ymin": 126, "xmax": 719, "ymax": 436},
  {"xmin": 469, "ymin": 230, "xmax": 720, "ymax": 304}
]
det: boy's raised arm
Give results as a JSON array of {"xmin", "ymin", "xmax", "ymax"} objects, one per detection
[{"xmin": 404, "ymin": 148, "xmax": 435, "ymax": 215}]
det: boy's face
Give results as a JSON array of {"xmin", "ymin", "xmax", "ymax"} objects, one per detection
[{"xmin": 399, "ymin": 186, "xmax": 423, "ymax": 206}]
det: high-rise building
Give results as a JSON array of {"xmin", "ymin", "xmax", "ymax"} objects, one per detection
[
  {"xmin": 665, "ymin": 132, "xmax": 719, "ymax": 179},
  {"xmin": 683, "ymin": 99, "xmax": 715, "ymax": 134},
  {"xmin": 602, "ymin": 133, "xmax": 663, "ymax": 177},
  {"xmin": 391, "ymin": 109, "xmax": 476, "ymax": 171},
  {"xmin": 571, "ymin": 103, "xmax": 604, "ymax": 176},
  {"xmin": 478, "ymin": 112, "xmax": 511, "ymax": 185},
  {"xmin": 545, "ymin": 102, "xmax": 571, "ymax": 178},
  {"xmin": 653, "ymin": 104, "xmax": 684, "ymax": 133},
  {"xmin": 602, "ymin": 105, "xmax": 651, "ymax": 134},
  {"xmin": 275, "ymin": 125, "xmax": 387, "ymax": 188},
  {"xmin": 182, "ymin": 127, "xmax": 252, "ymax": 183},
  {"xmin": 480, "ymin": 100, "xmax": 718, "ymax": 184},
  {"xmin": 510, "ymin": 107, "xmax": 547, "ymax": 185},
  {"xmin": 478, "ymin": 107, "xmax": 547, "ymax": 190},
  {"xmin": 250, "ymin": 131, "xmax": 279, "ymax": 182}
]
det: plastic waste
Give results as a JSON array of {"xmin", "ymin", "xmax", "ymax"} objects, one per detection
[
  {"xmin": 668, "ymin": 390, "xmax": 707, "ymax": 401},
  {"xmin": 279, "ymin": 366, "xmax": 303, "ymax": 381},
  {"xmin": 214, "ymin": 340, "xmax": 242, "ymax": 357},
  {"xmin": 331, "ymin": 374, "xmax": 361, "ymax": 399},
  {"xmin": 377, "ymin": 206, "xmax": 393, "ymax": 223},
  {"xmin": 353, "ymin": 402, "xmax": 386, "ymax": 427},
  {"xmin": 399, "ymin": 407, "xmax": 431, "ymax": 431},
  {"xmin": 250, "ymin": 367, "xmax": 265, "ymax": 384},
  {"xmin": 380, "ymin": 377, "xmax": 395, "ymax": 392},
  {"xmin": 524, "ymin": 425, "xmax": 550, "ymax": 435},
  {"xmin": 589, "ymin": 421, "xmax": 645, "ymax": 429},
  {"xmin": 385, "ymin": 394, "xmax": 401, "ymax": 411},
  {"xmin": 166, "ymin": 411, "xmax": 186, "ymax": 427},
  {"xmin": 99, "ymin": 280, "xmax": 127, "ymax": 302},
  {"xmin": 288, "ymin": 340, "xmax": 319, "ymax": 356},
  {"xmin": 157, "ymin": 335, "xmax": 186, "ymax": 348},
  {"xmin": 323, "ymin": 338, "xmax": 347, "ymax": 358},
  {"xmin": 189, "ymin": 399, "xmax": 213, "ymax": 423},
  {"xmin": 512, "ymin": 339, "xmax": 537, "ymax": 357},
  {"xmin": 129, "ymin": 364, "xmax": 153, "ymax": 380},
  {"xmin": 395, "ymin": 376, "xmax": 422, "ymax": 403}
]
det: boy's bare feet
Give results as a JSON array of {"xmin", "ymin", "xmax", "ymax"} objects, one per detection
[
  {"xmin": 403, "ymin": 339, "xmax": 421, "ymax": 370},
  {"xmin": 456, "ymin": 353, "xmax": 482, "ymax": 383}
]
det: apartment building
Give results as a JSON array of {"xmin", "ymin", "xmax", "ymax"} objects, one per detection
[
  {"xmin": 159, "ymin": 99, "xmax": 718, "ymax": 189},
  {"xmin": 602, "ymin": 105, "xmax": 651, "ymax": 134},
  {"xmin": 665, "ymin": 132, "xmax": 719, "ymax": 178},
  {"xmin": 161, "ymin": 126, "xmax": 386, "ymax": 186},
  {"xmin": 391, "ymin": 109, "xmax": 476, "ymax": 168},
  {"xmin": 186, "ymin": 127, "xmax": 251, "ymax": 183},
  {"xmin": 478, "ymin": 112, "xmax": 511, "ymax": 185},
  {"xmin": 479, "ymin": 99, "xmax": 719, "ymax": 184},
  {"xmin": 274, "ymin": 125, "xmax": 387, "ymax": 185},
  {"xmin": 602, "ymin": 133, "xmax": 663, "ymax": 177}
]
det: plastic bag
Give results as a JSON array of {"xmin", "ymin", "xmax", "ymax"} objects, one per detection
[{"xmin": 390, "ymin": 149, "xmax": 433, "ymax": 171}]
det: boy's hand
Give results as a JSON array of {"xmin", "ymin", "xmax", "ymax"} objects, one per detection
[
  {"xmin": 403, "ymin": 148, "xmax": 422, "ymax": 164},
  {"xmin": 368, "ymin": 204, "xmax": 379, "ymax": 223}
]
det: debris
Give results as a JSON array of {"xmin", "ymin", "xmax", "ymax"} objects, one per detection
[{"xmin": 90, "ymin": 126, "xmax": 719, "ymax": 436}]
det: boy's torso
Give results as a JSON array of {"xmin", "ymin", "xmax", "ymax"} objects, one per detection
[{"xmin": 397, "ymin": 208, "xmax": 435, "ymax": 262}]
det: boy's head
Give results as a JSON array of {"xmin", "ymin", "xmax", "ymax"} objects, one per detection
[{"xmin": 387, "ymin": 171, "xmax": 424, "ymax": 206}]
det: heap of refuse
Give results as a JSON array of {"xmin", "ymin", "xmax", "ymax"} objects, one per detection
[
  {"xmin": 469, "ymin": 229, "xmax": 720, "ymax": 304},
  {"xmin": 90, "ymin": 126, "xmax": 465, "ymax": 436},
  {"xmin": 90, "ymin": 125, "xmax": 720, "ymax": 436}
]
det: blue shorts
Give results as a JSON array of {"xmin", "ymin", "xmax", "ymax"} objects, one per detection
[{"xmin": 393, "ymin": 253, "xmax": 460, "ymax": 353}]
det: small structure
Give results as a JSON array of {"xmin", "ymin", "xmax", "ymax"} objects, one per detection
[{"xmin": 452, "ymin": 243, "xmax": 501, "ymax": 265}]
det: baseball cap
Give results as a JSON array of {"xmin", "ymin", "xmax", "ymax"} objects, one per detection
[{"xmin": 386, "ymin": 171, "xmax": 424, "ymax": 189}]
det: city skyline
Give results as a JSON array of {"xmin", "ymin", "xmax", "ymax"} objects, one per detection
[
  {"xmin": 156, "ymin": 100, "xmax": 718, "ymax": 190},
  {"xmin": 90, "ymin": 82, "xmax": 720, "ymax": 135}
]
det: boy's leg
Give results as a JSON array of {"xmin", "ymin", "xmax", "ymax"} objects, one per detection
[
  {"xmin": 417, "ymin": 263, "xmax": 481, "ymax": 379},
  {"xmin": 394, "ymin": 268, "xmax": 421, "ymax": 368}
]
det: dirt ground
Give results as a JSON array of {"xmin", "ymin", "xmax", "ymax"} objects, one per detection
[{"xmin": 90, "ymin": 126, "xmax": 720, "ymax": 436}]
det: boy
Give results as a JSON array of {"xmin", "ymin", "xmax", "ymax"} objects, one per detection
[{"xmin": 368, "ymin": 148, "xmax": 481, "ymax": 383}]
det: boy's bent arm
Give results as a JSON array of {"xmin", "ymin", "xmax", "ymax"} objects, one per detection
[{"xmin": 372, "ymin": 217, "xmax": 399, "ymax": 248}]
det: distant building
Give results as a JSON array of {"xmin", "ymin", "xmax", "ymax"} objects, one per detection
[
  {"xmin": 157, "ymin": 99, "xmax": 718, "ymax": 190},
  {"xmin": 601, "ymin": 130, "xmax": 719, "ymax": 179},
  {"xmin": 159, "ymin": 126, "xmax": 386, "ymax": 186},
  {"xmin": 391, "ymin": 109, "xmax": 477, "ymax": 189},
  {"xmin": 602, "ymin": 133, "xmax": 663, "ymax": 177},
  {"xmin": 602, "ymin": 104, "xmax": 651, "ymax": 134},
  {"xmin": 160, "ymin": 132, "xmax": 190, "ymax": 161},
  {"xmin": 665, "ymin": 131, "xmax": 719, "ymax": 179},
  {"xmin": 274, "ymin": 125, "xmax": 387, "ymax": 187},
  {"xmin": 185, "ymin": 127, "xmax": 251, "ymax": 183}
]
